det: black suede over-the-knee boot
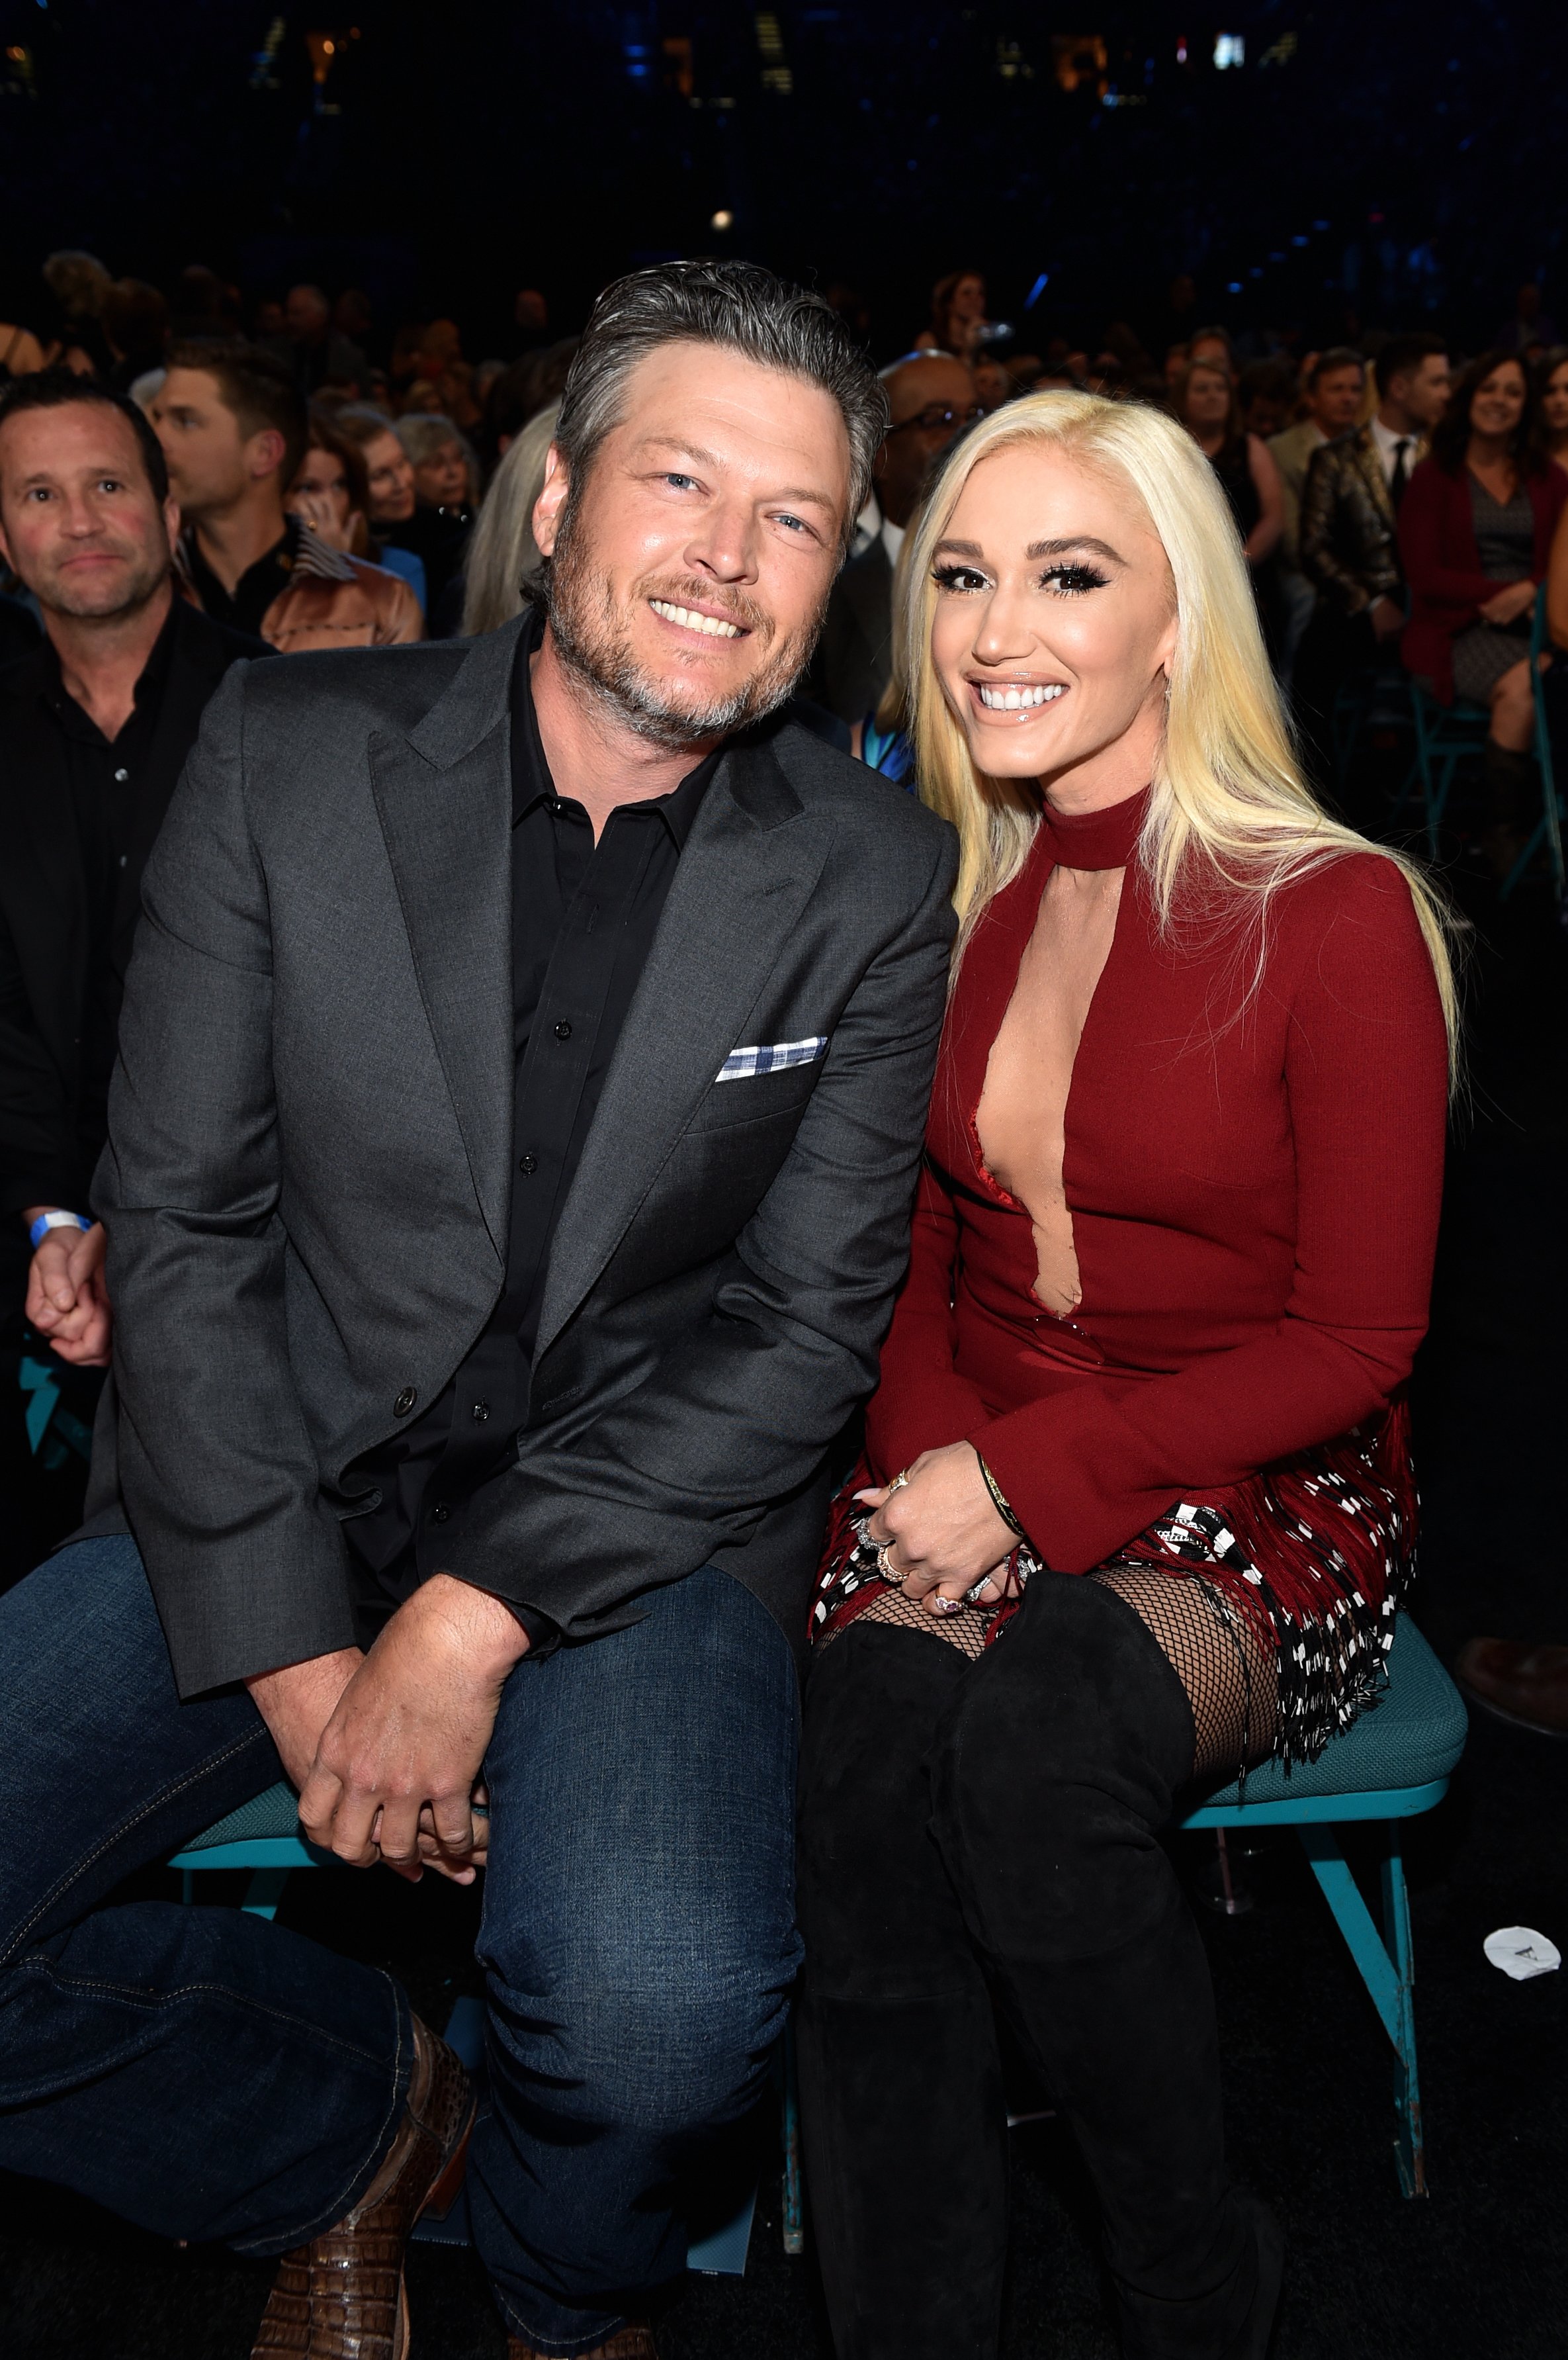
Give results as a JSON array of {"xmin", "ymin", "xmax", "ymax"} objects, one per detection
[
  {"xmin": 797, "ymin": 1622, "xmax": 1008, "ymax": 2360},
  {"xmin": 931, "ymin": 1574, "xmax": 1282, "ymax": 2360}
]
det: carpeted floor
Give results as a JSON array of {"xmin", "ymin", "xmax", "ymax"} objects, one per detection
[{"xmin": 2, "ymin": 754, "xmax": 1563, "ymax": 2360}]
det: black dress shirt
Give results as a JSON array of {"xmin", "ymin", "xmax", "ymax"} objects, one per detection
[
  {"xmin": 182, "ymin": 520, "xmax": 296, "ymax": 640},
  {"xmin": 344, "ymin": 615, "xmax": 720, "ymax": 1637},
  {"xmin": 36, "ymin": 604, "xmax": 178, "ymax": 1182}
]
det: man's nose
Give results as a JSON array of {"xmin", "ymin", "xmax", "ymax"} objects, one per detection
[{"xmin": 684, "ymin": 501, "xmax": 758, "ymax": 582}]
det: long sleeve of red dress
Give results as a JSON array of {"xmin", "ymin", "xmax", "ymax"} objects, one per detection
[{"xmin": 865, "ymin": 814, "xmax": 1449, "ymax": 1578}]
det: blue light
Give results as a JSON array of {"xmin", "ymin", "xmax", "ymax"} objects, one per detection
[
  {"xmin": 1025, "ymin": 273, "xmax": 1050, "ymax": 309},
  {"xmin": 1291, "ymin": 236, "xmax": 1309, "ymax": 247},
  {"xmin": 1227, "ymin": 282, "xmax": 1242, "ymax": 295}
]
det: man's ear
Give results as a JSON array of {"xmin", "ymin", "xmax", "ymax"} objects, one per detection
[
  {"xmin": 161, "ymin": 494, "xmax": 182, "ymax": 553},
  {"xmin": 532, "ymin": 444, "xmax": 569, "ymax": 560},
  {"xmin": 247, "ymin": 427, "xmax": 287, "ymax": 485}
]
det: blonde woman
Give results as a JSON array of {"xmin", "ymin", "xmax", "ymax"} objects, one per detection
[
  {"xmin": 459, "ymin": 400, "xmax": 559, "ymax": 635},
  {"xmin": 798, "ymin": 392, "xmax": 1458, "ymax": 2360}
]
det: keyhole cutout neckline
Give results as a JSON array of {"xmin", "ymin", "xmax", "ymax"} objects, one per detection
[{"xmin": 973, "ymin": 784, "xmax": 1149, "ymax": 1322}]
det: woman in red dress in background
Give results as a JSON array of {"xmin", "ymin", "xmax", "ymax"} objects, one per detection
[{"xmin": 797, "ymin": 391, "xmax": 1459, "ymax": 2360}]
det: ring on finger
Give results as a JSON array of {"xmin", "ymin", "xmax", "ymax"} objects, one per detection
[
  {"xmin": 875, "ymin": 1541, "xmax": 904, "ymax": 1584},
  {"xmin": 930, "ymin": 1593, "xmax": 967, "ymax": 1617},
  {"xmin": 963, "ymin": 1576, "xmax": 996, "ymax": 1604},
  {"xmin": 887, "ymin": 1469, "xmax": 910, "ymax": 1494}
]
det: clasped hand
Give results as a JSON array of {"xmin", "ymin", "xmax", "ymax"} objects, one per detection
[
  {"xmin": 855, "ymin": 1441, "xmax": 1018, "ymax": 1615},
  {"xmin": 247, "ymin": 1574, "xmax": 529, "ymax": 1886}
]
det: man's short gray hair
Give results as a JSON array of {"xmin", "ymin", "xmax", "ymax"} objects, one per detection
[{"xmin": 553, "ymin": 259, "xmax": 887, "ymax": 550}]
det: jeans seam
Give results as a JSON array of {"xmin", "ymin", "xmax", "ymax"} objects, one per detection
[
  {"xmin": 494, "ymin": 2285, "xmax": 629, "ymax": 2357},
  {"xmin": 11, "ymin": 1954, "xmax": 398, "ymax": 2076},
  {"xmin": 0, "ymin": 1721, "xmax": 277, "ymax": 1966},
  {"xmin": 230, "ymin": 1983, "xmax": 411, "ymax": 2257}
]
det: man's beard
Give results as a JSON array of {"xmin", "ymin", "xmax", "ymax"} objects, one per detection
[
  {"xmin": 43, "ymin": 543, "xmax": 169, "ymax": 625},
  {"xmin": 543, "ymin": 498, "xmax": 825, "ymax": 750}
]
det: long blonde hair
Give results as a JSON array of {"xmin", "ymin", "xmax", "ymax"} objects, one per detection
[{"xmin": 902, "ymin": 390, "xmax": 1462, "ymax": 1071}]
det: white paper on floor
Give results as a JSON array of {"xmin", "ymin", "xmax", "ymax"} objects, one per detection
[{"xmin": 1483, "ymin": 1926, "xmax": 1561, "ymax": 1981}]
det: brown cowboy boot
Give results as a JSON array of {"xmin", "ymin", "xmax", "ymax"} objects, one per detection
[
  {"xmin": 251, "ymin": 2014, "xmax": 474, "ymax": 2359},
  {"xmin": 506, "ymin": 2333, "xmax": 657, "ymax": 2360}
]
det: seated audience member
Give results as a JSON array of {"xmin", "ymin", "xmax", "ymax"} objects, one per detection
[
  {"xmin": 261, "ymin": 283, "xmax": 369, "ymax": 400},
  {"xmin": 459, "ymin": 401, "xmax": 559, "ymax": 635},
  {"xmin": 0, "ymin": 314, "xmax": 46, "ymax": 383},
  {"xmin": 1162, "ymin": 341, "xmax": 1190, "ymax": 399},
  {"xmin": 0, "ymin": 257, "xmax": 954, "ymax": 2360},
  {"xmin": 101, "ymin": 279, "xmax": 169, "ymax": 393},
  {"xmin": 397, "ymin": 410, "xmax": 478, "ymax": 514},
  {"xmin": 0, "ymin": 371, "xmax": 262, "ymax": 1367},
  {"xmin": 286, "ymin": 414, "xmax": 428, "ymax": 640},
  {"xmin": 799, "ymin": 388, "xmax": 1458, "ymax": 2360},
  {"xmin": 40, "ymin": 249, "xmax": 112, "ymax": 375},
  {"xmin": 915, "ymin": 269, "xmax": 990, "ymax": 361},
  {"xmin": 1186, "ymin": 322, "xmax": 1238, "ymax": 380},
  {"xmin": 1399, "ymin": 348, "xmax": 1565, "ymax": 854},
  {"xmin": 1294, "ymin": 333, "xmax": 1451, "ymax": 777},
  {"xmin": 851, "ymin": 522, "xmax": 919, "ymax": 789},
  {"xmin": 1176, "ymin": 356, "xmax": 1284, "ymax": 568},
  {"xmin": 1537, "ymin": 345, "xmax": 1568, "ymax": 475},
  {"xmin": 511, "ymin": 284, "xmax": 550, "ymax": 353},
  {"xmin": 1268, "ymin": 347, "xmax": 1366, "ymax": 684},
  {"xmin": 809, "ymin": 349, "xmax": 982, "ymax": 723},
  {"xmin": 150, "ymin": 343, "xmax": 421, "ymax": 653},
  {"xmin": 1497, "ymin": 281, "xmax": 1556, "ymax": 355},
  {"xmin": 364, "ymin": 411, "xmax": 472, "ymax": 620},
  {"xmin": 1239, "ymin": 359, "xmax": 1297, "ymax": 443}
]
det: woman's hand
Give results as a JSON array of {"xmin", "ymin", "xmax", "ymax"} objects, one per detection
[
  {"xmin": 857, "ymin": 1442, "xmax": 1018, "ymax": 1616},
  {"xmin": 286, "ymin": 484, "xmax": 353, "ymax": 553},
  {"xmin": 1478, "ymin": 578, "xmax": 1536, "ymax": 627}
]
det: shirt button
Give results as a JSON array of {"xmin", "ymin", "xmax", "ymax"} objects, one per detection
[
  {"xmin": 518, "ymin": 1153, "xmax": 537, "ymax": 1175},
  {"xmin": 472, "ymin": 1400, "xmax": 490, "ymax": 1423},
  {"xmin": 431, "ymin": 1502, "xmax": 451, "ymax": 1524},
  {"xmin": 114, "ymin": 767, "xmax": 128, "ymax": 783},
  {"xmin": 394, "ymin": 1386, "xmax": 417, "ymax": 1416},
  {"xmin": 554, "ymin": 1020, "xmax": 572, "ymax": 1041}
]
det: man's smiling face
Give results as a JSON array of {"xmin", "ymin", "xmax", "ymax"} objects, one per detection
[{"xmin": 532, "ymin": 341, "xmax": 852, "ymax": 747}]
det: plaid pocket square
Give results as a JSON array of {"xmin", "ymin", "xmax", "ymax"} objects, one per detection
[{"xmin": 715, "ymin": 1035, "xmax": 828, "ymax": 1083}]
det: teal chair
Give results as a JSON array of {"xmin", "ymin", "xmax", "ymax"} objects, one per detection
[
  {"xmin": 1181, "ymin": 1615, "xmax": 1465, "ymax": 2199},
  {"xmin": 1501, "ymin": 584, "xmax": 1564, "ymax": 902},
  {"xmin": 1403, "ymin": 680, "xmax": 1490, "ymax": 854}
]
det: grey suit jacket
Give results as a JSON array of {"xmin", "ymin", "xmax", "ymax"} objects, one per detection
[{"xmin": 88, "ymin": 616, "xmax": 957, "ymax": 1696}]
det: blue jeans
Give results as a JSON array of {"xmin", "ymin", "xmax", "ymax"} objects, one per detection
[{"xmin": 0, "ymin": 1536, "xmax": 799, "ymax": 2355}]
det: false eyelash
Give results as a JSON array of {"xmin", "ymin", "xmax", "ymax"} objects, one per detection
[
  {"xmin": 1041, "ymin": 563, "xmax": 1110, "ymax": 595},
  {"xmin": 932, "ymin": 563, "xmax": 988, "ymax": 592}
]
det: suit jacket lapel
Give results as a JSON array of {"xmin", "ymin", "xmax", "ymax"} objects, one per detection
[
  {"xmin": 534, "ymin": 730, "xmax": 836, "ymax": 1360},
  {"xmin": 1357, "ymin": 429, "xmax": 1395, "ymax": 531},
  {"xmin": 368, "ymin": 621, "xmax": 521, "ymax": 1256}
]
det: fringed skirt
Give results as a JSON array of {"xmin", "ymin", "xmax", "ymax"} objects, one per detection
[{"xmin": 810, "ymin": 1398, "xmax": 1418, "ymax": 1776}]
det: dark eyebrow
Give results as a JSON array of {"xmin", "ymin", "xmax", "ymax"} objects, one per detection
[{"xmin": 635, "ymin": 435, "xmax": 840, "ymax": 516}]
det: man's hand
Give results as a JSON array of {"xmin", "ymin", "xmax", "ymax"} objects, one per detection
[
  {"xmin": 1369, "ymin": 596, "xmax": 1405, "ymax": 641},
  {"xmin": 299, "ymin": 1575, "xmax": 529, "ymax": 1885},
  {"xmin": 24, "ymin": 1212, "xmax": 112, "ymax": 1366},
  {"xmin": 246, "ymin": 1647, "xmax": 366, "ymax": 1792}
]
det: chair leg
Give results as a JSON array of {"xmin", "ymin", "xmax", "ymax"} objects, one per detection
[
  {"xmin": 781, "ymin": 2015, "xmax": 804, "ymax": 2255},
  {"xmin": 1296, "ymin": 1824, "xmax": 1427, "ymax": 2197},
  {"xmin": 241, "ymin": 1868, "xmax": 290, "ymax": 1919},
  {"xmin": 1380, "ymin": 1833, "xmax": 1426, "ymax": 2198}
]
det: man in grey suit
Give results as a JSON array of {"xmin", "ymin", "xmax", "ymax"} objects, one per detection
[{"xmin": 0, "ymin": 263, "xmax": 956, "ymax": 2360}]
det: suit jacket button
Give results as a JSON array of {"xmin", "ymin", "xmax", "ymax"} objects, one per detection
[{"xmin": 394, "ymin": 1386, "xmax": 417, "ymax": 1416}]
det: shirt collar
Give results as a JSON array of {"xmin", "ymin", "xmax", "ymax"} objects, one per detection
[
  {"xmin": 1370, "ymin": 413, "xmax": 1413, "ymax": 461},
  {"xmin": 509, "ymin": 604, "xmax": 722, "ymax": 844},
  {"xmin": 36, "ymin": 586, "xmax": 181, "ymax": 741}
]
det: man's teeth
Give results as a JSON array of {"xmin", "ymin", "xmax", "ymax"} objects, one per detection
[
  {"xmin": 650, "ymin": 599, "xmax": 741, "ymax": 639},
  {"xmin": 978, "ymin": 682, "xmax": 1066, "ymax": 710}
]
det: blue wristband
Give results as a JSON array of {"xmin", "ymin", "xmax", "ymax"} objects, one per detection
[{"xmin": 29, "ymin": 1211, "xmax": 92, "ymax": 1249}]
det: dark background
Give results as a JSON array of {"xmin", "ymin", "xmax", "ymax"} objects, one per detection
[{"xmin": 0, "ymin": 1, "xmax": 1559, "ymax": 357}]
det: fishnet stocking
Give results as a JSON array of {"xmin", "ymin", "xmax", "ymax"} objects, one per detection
[{"xmin": 1090, "ymin": 1566, "xmax": 1279, "ymax": 1783}]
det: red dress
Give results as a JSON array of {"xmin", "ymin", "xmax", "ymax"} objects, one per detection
[{"xmin": 816, "ymin": 786, "xmax": 1450, "ymax": 1767}]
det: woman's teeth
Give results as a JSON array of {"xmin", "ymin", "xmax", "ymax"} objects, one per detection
[
  {"xmin": 977, "ymin": 682, "xmax": 1065, "ymax": 710},
  {"xmin": 650, "ymin": 600, "xmax": 741, "ymax": 638}
]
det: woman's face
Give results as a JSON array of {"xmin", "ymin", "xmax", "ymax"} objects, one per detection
[
  {"xmin": 1184, "ymin": 367, "xmax": 1231, "ymax": 432},
  {"xmin": 930, "ymin": 442, "xmax": 1177, "ymax": 803},
  {"xmin": 290, "ymin": 446, "xmax": 351, "ymax": 530},
  {"xmin": 363, "ymin": 430, "xmax": 416, "ymax": 523},
  {"xmin": 951, "ymin": 275, "xmax": 986, "ymax": 324},
  {"xmin": 415, "ymin": 438, "xmax": 468, "ymax": 509},
  {"xmin": 1469, "ymin": 362, "xmax": 1526, "ymax": 439},
  {"xmin": 1542, "ymin": 362, "xmax": 1568, "ymax": 437}
]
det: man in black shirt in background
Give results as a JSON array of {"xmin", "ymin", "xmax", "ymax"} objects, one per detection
[{"xmin": 0, "ymin": 371, "xmax": 260, "ymax": 1397}]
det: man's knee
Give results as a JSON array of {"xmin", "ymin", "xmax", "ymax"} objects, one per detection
[{"xmin": 483, "ymin": 1928, "xmax": 797, "ymax": 2137}]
